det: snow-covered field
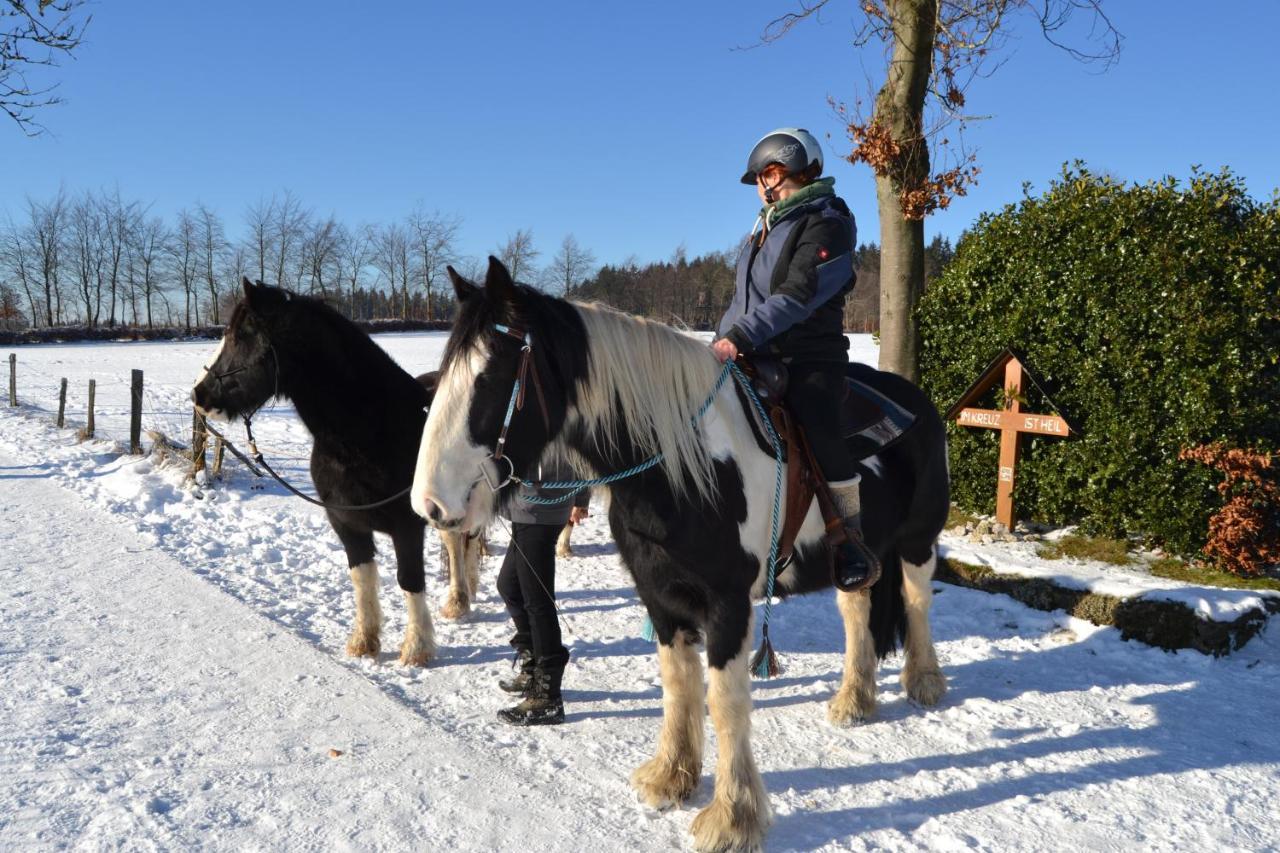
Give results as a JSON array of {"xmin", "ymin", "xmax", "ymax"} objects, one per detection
[{"xmin": 2, "ymin": 332, "xmax": 1278, "ymax": 852}]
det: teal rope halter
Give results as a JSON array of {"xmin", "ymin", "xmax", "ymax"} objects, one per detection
[{"xmin": 486, "ymin": 323, "xmax": 786, "ymax": 678}]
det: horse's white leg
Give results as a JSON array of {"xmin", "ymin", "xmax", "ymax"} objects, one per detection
[
  {"xmin": 828, "ymin": 588, "xmax": 878, "ymax": 725},
  {"xmin": 900, "ymin": 548, "xmax": 946, "ymax": 706},
  {"xmin": 465, "ymin": 532, "xmax": 481, "ymax": 599},
  {"xmin": 690, "ymin": 620, "xmax": 771, "ymax": 853},
  {"xmin": 555, "ymin": 523, "xmax": 574, "ymax": 558},
  {"xmin": 399, "ymin": 589, "xmax": 437, "ymax": 666},
  {"xmin": 630, "ymin": 630, "xmax": 705, "ymax": 809},
  {"xmin": 439, "ymin": 530, "xmax": 472, "ymax": 620},
  {"xmin": 345, "ymin": 560, "xmax": 382, "ymax": 658}
]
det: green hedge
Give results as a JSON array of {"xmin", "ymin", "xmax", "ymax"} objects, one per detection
[{"xmin": 919, "ymin": 166, "xmax": 1280, "ymax": 556}]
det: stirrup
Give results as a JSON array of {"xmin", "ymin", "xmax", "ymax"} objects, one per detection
[{"xmin": 833, "ymin": 534, "xmax": 882, "ymax": 592}]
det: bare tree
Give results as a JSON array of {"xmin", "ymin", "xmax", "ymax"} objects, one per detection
[
  {"xmin": 760, "ymin": 0, "xmax": 1120, "ymax": 381},
  {"xmin": 193, "ymin": 204, "xmax": 228, "ymax": 324},
  {"xmin": 337, "ymin": 224, "xmax": 372, "ymax": 319},
  {"xmin": 245, "ymin": 196, "xmax": 276, "ymax": 282},
  {"xmin": 170, "ymin": 209, "xmax": 199, "ymax": 330},
  {"xmin": 68, "ymin": 190, "xmax": 103, "ymax": 327},
  {"xmin": 271, "ymin": 190, "xmax": 309, "ymax": 289},
  {"xmin": 25, "ymin": 191, "xmax": 67, "ymax": 325},
  {"xmin": 130, "ymin": 215, "xmax": 166, "ymax": 329},
  {"xmin": 1, "ymin": 214, "xmax": 40, "ymax": 325},
  {"xmin": 99, "ymin": 189, "xmax": 138, "ymax": 327},
  {"xmin": 496, "ymin": 228, "xmax": 539, "ymax": 283},
  {"xmin": 408, "ymin": 206, "xmax": 461, "ymax": 320},
  {"xmin": 1, "ymin": 0, "xmax": 91, "ymax": 135},
  {"xmin": 546, "ymin": 233, "xmax": 596, "ymax": 296},
  {"xmin": 372, "ymin": 223, "xmax": 412, "ymax": 320},
  {"xmin": 300, "ymin": 214, "xmax": 342, "ymax": 299}
]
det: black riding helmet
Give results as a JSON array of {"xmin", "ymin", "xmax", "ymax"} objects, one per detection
[{"xmin": 740, "ymin": 127, "xmax": 824, "ymax": 185}]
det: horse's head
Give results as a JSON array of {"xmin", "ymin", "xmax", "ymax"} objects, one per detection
[
  {"xmin": 191, "ymin": 278, "xmax": 288, "ymax": 421},
  {"xmin": 411, "ymin": 257, "xmax": 581, "ymax": 531}
]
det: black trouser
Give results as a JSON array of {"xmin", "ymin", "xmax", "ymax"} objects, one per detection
[
  {"xmin": 496, "ymin": 522, "xmax": 569, "ymax": 671},
  {"xmin": 784, "ymin": 361, "xmax": 856, "ymax": 483}
]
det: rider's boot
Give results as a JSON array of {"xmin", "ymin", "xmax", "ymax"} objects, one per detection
[{"xmin": 829, "ymin": 476, "xmax": 882, "ymax": 592}]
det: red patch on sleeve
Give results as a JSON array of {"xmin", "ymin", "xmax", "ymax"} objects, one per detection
[{"xmin": 817, "ymin": 247, "xmax": 830, "ymax": 260}]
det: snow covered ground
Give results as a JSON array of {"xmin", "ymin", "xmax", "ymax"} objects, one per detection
[{"xmin": 2, "ymin": 332, "xmax": 1278, "ymax": 851}]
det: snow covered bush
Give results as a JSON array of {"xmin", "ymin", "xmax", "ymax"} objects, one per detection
[{"xmin": 920, "ymin": 165, "xmax": 1280, "ymax": 557}]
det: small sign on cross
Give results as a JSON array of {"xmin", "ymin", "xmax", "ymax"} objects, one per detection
[{"xmin": 944, "ymin": 350, "xmax": 1078, "ymax": 530}]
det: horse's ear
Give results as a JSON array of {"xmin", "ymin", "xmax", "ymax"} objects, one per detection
[
  {"xmin": 484, "ymin": 256, "xmax": 518, "ymax": 308},
  {"xmin": 242, "ymin": 277, "xmax": 255, "ymax": 300},
  {"xmin": 447, "ymin": 266, "xmax": 478, "ymax": 302}
]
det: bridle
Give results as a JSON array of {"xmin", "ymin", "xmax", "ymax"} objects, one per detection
[{"xmin": 480, "ymin": 322, "xmax": 552, "ymax": 491}]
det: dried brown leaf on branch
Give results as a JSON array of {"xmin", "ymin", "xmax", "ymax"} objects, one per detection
[{"xmin": 1180, "ymin": 444, "xmax": 1280, "ymax": 578}]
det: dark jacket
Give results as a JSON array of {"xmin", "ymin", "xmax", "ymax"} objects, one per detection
[
  {"xmin": 502, "ymin": 459, "xmax": 591, "ymax": 526},
  {"xmin": 717, "ymin": 185, "xmax": 856, "ymax": 364}
]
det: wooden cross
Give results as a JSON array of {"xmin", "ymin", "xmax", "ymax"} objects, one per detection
[{"xmin": 944, "ymin": 351, "xmax": 1075, "ymax": 529}]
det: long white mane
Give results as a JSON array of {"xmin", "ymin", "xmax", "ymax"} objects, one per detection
[{"xmin": 570, "ymin": 302, "xmax": 725, "ymax": 504}]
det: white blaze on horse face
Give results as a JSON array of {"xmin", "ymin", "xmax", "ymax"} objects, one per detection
[
  {"xmin": 193, "ymin": 335, "xmax": 229, "ymax": 421},
  {"xmin": 412, "ymin": 342, "xmax": 494, "ymax": 529}
]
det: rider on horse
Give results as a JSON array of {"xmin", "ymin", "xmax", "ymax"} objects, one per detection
[{"xmin": 711, "ymin": 127, "xmax": 880, "ymax": 590}]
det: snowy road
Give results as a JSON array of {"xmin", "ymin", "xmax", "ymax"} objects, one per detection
[{"xmin": 2, "ymin": 332, "xmax": 1279, "ymax": 851}]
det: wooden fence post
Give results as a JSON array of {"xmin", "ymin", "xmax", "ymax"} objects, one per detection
[
  {"xmin": 57, "ymin": 378, "xmax": 68, "ymax": 427},
  {"xmin": 7, "ymin": 354, "xmax": 15, "ymax": 407},
  {"xmin": 130, "ymin": 369, "xmax": 143, "ymax": 454},
  {"xmin": 191, "ymin": 409, "xmax": 208, "ymax": 479},
  {"xmin": 86, "ymin": 379, "xmax": 96, "ymax": 438},
  {"xmin": 211, "ymin": 433, "xmax": 226, "ymax": 478}
]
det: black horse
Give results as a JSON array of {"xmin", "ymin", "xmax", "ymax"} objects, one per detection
[
  {"xmin": 412, "ymin": 258, "xmax": 949, "ymax": 851},
  {"xmin": 192, "ymin": 279, "xmax": 479, "ymax": 666}
]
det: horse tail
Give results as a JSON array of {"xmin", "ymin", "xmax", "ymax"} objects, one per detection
[{"xmin": 869, "ymin": 544, "xmax": 907, "ymax": 659}]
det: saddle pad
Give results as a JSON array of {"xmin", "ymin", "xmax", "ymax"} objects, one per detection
[{"xmin": 842, "ymin": 376, "xmax": 916, "ymax": 460}]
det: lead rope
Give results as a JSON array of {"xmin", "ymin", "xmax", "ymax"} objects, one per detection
[{"xmin": 507, "ymin": 355, "xmax": 785, "ymax": 678}]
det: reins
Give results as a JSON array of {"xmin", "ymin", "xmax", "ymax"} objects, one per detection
[
  {"xmin": 201, "ymin": 341, "xmax": 415, "ymax": 513},
  {"xmin": 482, "ymin": 322, "xmax": 786, "ymax": 677}
]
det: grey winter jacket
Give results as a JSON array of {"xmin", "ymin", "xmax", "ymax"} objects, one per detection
[
  {"xmin": 718, "ymin": 190, "xmax": 856, "ymax": 363},
  {"xmin": 501, "ymin": 460, "xmax": 591, "ymax": 526}
]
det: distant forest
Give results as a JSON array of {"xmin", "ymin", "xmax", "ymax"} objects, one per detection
[{"xmin": 0, "ymin": 187, "xmax": 954, "ymax": 334}]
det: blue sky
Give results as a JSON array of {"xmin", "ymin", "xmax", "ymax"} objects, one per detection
[{"xmin": 3, "ymin": 1, "xmax": 1278, "ymax": 270}]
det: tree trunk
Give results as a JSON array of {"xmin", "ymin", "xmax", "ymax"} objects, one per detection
[{"xmin": 874, "ymin": 0, "xmax": 935, "ymax": 384}]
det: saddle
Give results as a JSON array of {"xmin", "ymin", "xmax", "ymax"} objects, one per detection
[{"xmin": 739, "ymin": 357, "xmax": 917, "ymax": 573}]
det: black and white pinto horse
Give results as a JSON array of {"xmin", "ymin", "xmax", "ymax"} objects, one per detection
[
  {"xmin": 191, "ymin": 279, "xmax": 480, "ymax": 666},
  {"xmin": 412, "ymin": 259, "xmax": 949, "ymax": 851}
]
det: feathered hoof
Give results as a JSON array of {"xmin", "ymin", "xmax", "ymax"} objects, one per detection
[
  {"xmin": 439, "ymin": 595, "xmax": 471, "ymax": 621},
  {"xmin": 345, "ymin": 630, "xmax": 381, "ymax": 659},
  {"xmin": 690, "ymin": 796, "xmax": 770, "ymax": 853},
  {"xmin": 630, "ymin": 756, "xmax": 699, "ymax": 810},
  {"xmin": 555, "ymin": 544, "xmax": 574, "ymax": 558},
  {"xmin": 827, "ymin": 685, "xmax": 877, "ymax": 726},
  {"xmin": 398, "ymin": 632, "xmax": 436, "ymax": 667},
  {"xmin": 903, "ymin": 665, "xmax": 947, "ymax": 707}
]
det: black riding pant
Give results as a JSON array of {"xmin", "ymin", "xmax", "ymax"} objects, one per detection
[
  {"xmin": 496, "ymin": 521, "xmax": 569, "ymax": 671},
  {"xmin": 784, "ymin": 361, "xmax": 856, "ymax": 483}
]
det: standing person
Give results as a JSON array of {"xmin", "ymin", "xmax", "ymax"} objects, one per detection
[
  {"xmin": 494, "ymin": 461, "xmax": 590, "ymax": 726},
  {"xmin": 713, "ymin": 127, "xmax": 880, "ymax": 590}
]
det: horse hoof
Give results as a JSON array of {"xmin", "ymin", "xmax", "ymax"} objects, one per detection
[
  {"xmin": 827, "ymin": 687, "xmax": 876, "ymax": 726},
  {"xmin": 345, "ymin": 633, "xmax": 381, "ymax": 658},
  {"xmin": 556, "ymin": 545, "xmax": 573, "ymax": 558},
  {"xmin": 690, "ymin": 797, "xmax": 768, "ymax": 853},
  {"xmin": 630, "ymin": 757, "xmax": 699, "ymax": 809},
  {"xmin": 904, "ymin": 666, "xmax": 947, "ymax": 707},
  {"xmin": 439, "ymin": 597, "xmax": 471, "ymax": 621},
  {"xmin": 398, "ymin": 634, "xmax": 436, "ymax": 667}
]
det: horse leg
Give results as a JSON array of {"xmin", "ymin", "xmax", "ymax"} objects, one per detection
[
  {"xmin": 439, "ymin": 529, "xmax": 472, "ymax": 620},
  {"xmin": 393, "ymin": 524, "xmax": 436, "ymax": 666},
  {"xmin": 465, "ymin": 531, "xmax": 481, "ymax": 598},
  {"xmin": 690, "ymin": 608, "xmax": 771, "ymax": 852},
  {"xmin": 555, "ymin": 523, "xmax": 574, "ymax": 557},
  {"xmin": 900, "ymin": 546, "xmax": 946, "ymax": 706},
  {"xmin": 630, "ymin": 628, "xmax": 705, "ymax": 809},
  {"xmin": 330, "ymin": 522, "xmax": 381, "ymax": 658},
  {"xmin": 828, "ymin": 588, "xmax": 878, "ymax": 725}
]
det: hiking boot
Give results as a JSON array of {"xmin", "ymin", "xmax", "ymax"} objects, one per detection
[
  {"xmin": 829, "ymin": 477, "xmax": 882, "ymax": 592},
  {"xmin": 499, "ymin": 647, "xmax": 536, "ymax": 695},
  {"xmin": 497, "ymin": 666, "xmax": 565, "ymax": 726}
]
